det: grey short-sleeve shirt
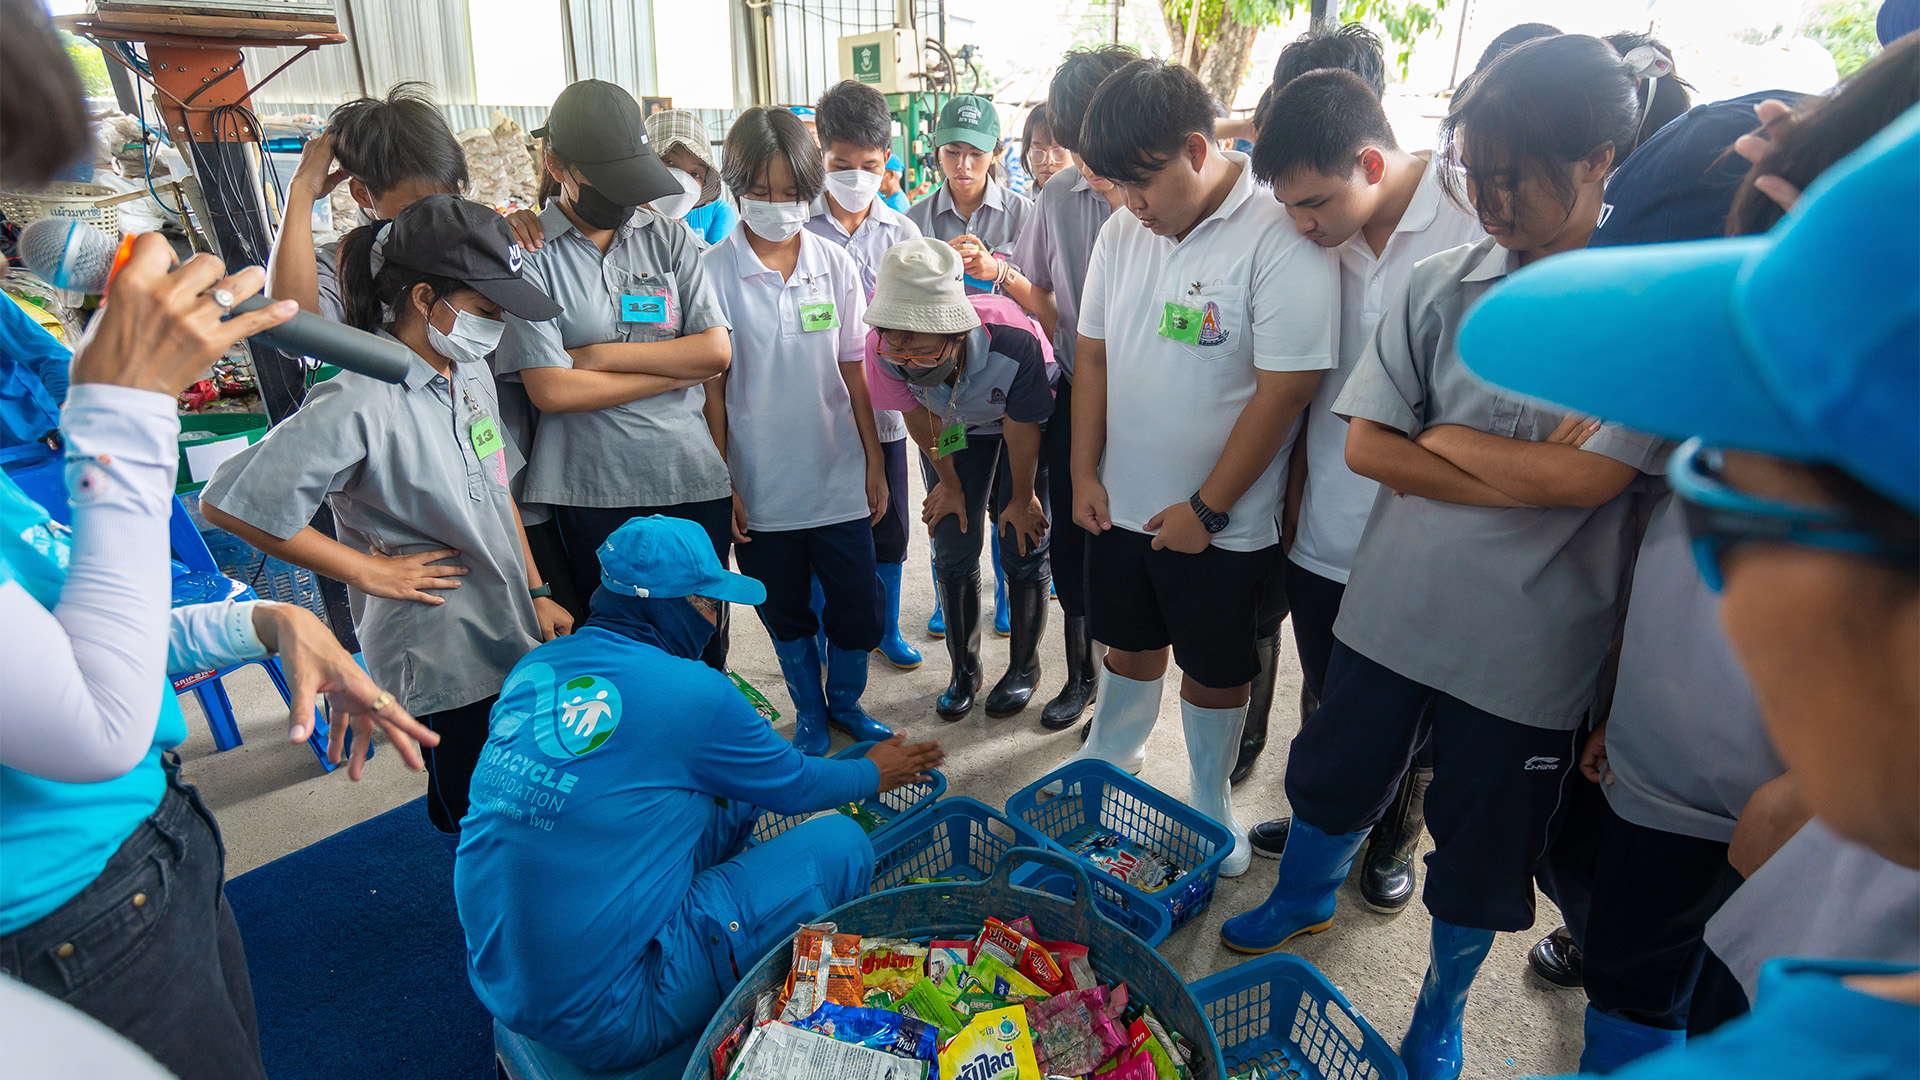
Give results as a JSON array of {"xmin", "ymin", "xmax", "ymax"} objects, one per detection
[
  {"xmin": 495, "ymin": 205, "xmax": 733, "ymax": 508},
  {"xmin": 314, "ymin": 238, "xmax": 345, "ymax": 324},
  {"xmin": 877, "ymin": 323, "xmax": 1054, "ymax": 436},
  {"xmin": 906, "ymin": 181, "xmax": 1033, "ymax": 293},
  {"xmin": 200, "ymin": 348, "xmax": 541, "ymax": 715},
  {"xmin": 1009, "ymin": 166, "xmax": 1114, "ymax": 378},
  {"xmin": 1331, "ymin": 237, "xmax": 1664, "ymax": 729}
]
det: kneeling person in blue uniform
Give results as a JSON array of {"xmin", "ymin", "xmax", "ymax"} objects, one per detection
[{"xmin": 454, "ymin": 514, "xmax": 946, "ymax": 1070}]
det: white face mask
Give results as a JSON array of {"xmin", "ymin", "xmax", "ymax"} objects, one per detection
[
  {"xmin": 650, "ymin": 168, "xmax": 701, "ymax": 221},
  {"xmin": 427, "ymin": 299, "xmax": 505, "ymax": 364},
  {"xmin": 738, "ymin": 196, "xmax": 810, "ymax": 242},
  {"xmin": 824, "ymin": 168, "xmax": 882, "ymax": 213}
]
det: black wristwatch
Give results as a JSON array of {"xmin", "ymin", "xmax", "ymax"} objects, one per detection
[
  {"xmin": 528, "ymin": 583, "xmax": 553, "ymax": 600},
  {"xmin": 1190, "ymin": 491, "xmax": 1230, "ymax": 534}
]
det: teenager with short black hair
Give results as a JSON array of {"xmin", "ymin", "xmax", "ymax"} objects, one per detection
[
  {"xmin": 805, "ymin": 80, "xmax": 927, "ymax": 672},
  {"xmin": 271, "ymin": 81, "xmax": 470, "ymax": 323},
  {"xmin": 1021, "ymin": 104, "xmax": 1067, "ymax": 191},
  {"xmin": 1474, "ymin": 21, "xmax": 1560, "ymax": 71},
  {"xmin": 1055, "ymin": 58, "xmax": 1337, "ymax": 878},
  {"xmin": 1221, "ymin": 36, "xmax": 1663, "ymax": 1080},
  {"xmin": 1239, "ymin": 67, "xmax": 1484, "ymax": 913},
  {"xmin": 1010, "ymin": 47, "xmax": 1133, "ymax": 730},
  {"xmin": 1275, "ymin": 22, "xmax": 1388, "ymax": 96},
  {"xmin": 710, "ymin": 105, "xmax": 892, "ymax": 754}
]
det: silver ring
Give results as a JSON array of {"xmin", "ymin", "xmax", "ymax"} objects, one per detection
[{"xmin": 209, "ymin": 288, "xmax": 236, "ymax": 314}]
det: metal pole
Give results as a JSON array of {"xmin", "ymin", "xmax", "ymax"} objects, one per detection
[
  {"xmin": 1447, "ymin": 0, "xmax": 1474, "ymax": 89},
  {"xmin": 1180, "ymin": 0, "xmax": 1203, "ymax": 69}
]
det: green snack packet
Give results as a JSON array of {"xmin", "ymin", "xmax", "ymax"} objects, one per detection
[
  {"xmin": 728, "ymin": 671, "xmax": 779, "ymax": 724},
  {"xmin": 894, "ymin": 977, "xmax": 967, "ymax": 1041},
  {"xmin": 837, "ymin": 801, "xmax": 887, "ymax": 834}
]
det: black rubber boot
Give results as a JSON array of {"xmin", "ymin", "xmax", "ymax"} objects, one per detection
[
  {"xmin": 1040, "ymin": 615, "xmax": 1098, "ymax": 730},
  {"xmin": 936, "ymin": 568, "xmax": 983, "ymax": 719},
  {"xmin": 1231, "ymin": 631, "xmax": 1282, "ymax": 784},
  {"xmin": 1359, "ymin": 763, "xmax": 1432, "ymax": 913},
  {"xmin": 1529, "ymin": 926, "xmax": 1585, "ymax": 990},
  {"xmin": 986, "ymin": 578, "xmax": 1049, "ymax": 717}
]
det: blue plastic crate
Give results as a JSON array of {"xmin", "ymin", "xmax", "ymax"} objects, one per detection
[
  {"xmin": 867, "ymin": 795, "xmax": 1050, "ymax": 893},
  {"xmin": 750, "ymin": 740, "xmax": 945, "ymax": 845},
  {"xmin": 1190, "ymin": 953, "xmax": 1405, "ymax": 1080},
  {"xmin": 1006, "ymin": 759, "xmax": 1234, "ymax": 933}
]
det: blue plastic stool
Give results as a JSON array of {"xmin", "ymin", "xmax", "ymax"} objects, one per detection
[{"xmin": 493, "ymin": 1021, "xmax": 692, "ymax": 1080}]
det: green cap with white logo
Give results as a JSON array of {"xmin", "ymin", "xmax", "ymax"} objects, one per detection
[{"xmin": 933, "ymin": 94, "xmax": 1001, "ymax": 154}]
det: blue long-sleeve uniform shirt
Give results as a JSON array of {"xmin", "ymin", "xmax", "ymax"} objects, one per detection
[
  {"xmin": 453, "ymin": 625, "xmax": 877, "ymax": 1049},
  {"xmin": 0, "ymin": 297, "xmax": 70, "ymax": 448}
]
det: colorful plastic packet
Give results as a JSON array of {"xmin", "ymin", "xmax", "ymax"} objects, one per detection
[
  {"xmin": 927, "ymin": 942, "xmax": 971, "ymax": 983},
  {"xmin": 728, "ymin": 671, "xmax": 779, "ymax": 723},
  {"xmin": 894, "ymin": 976, "xmax": 967, "ymax": 1041},
  {"xmin": 837, "ymin": 801, "xmax": 888, "ymax": 834},
  {"xmin": 938, "ymin": 1005, "xmax": 1042, "ymax": 1080},
  {"xmin": 710, "ymin": 1017, "xmax": 751, "ymax": 1080},
  {"xmin": 1026, "ymin": 984, "xmax": 1130, "ymax": 1075},
  {"xmin": 973, "ymin": 917, "xmax": 1067, "ymax": 994},
  {"xmin": 778, "ymin": 924, "xmax": 864, "ymax": 1022},
  {"xmin": 725, "ymin": 1020, "xmax": 928, "ymax": 1080},
  {"xmin": 1122, "ymin": 1006, "xmax": 1191, "ymax": 1080},
  {"xmin": 1098, "ymin": 1051, "xmax": 1159, "ymax": 1080},
  {"xmin": 1040, "ymin": 941, "xmax": 1094, "ymax": 991},
  {"xmin": 860, "ymin": 938, "xmax": 929, "ymax": 1003},
  {"xmin": 1061, "ymin": 825, "xmax": 1181, "ymax": 894},
  {"xmin": 968, "ymin": 952, "xmax": 1047, "ymax": 1000},
  {"xmin": 797, "ymin": 1002, "xmax": 939, "ymax": 1066}
]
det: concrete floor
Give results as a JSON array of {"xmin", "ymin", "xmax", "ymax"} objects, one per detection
[{"xmin": 184, "ymin": 482, "xmax": 1584, "ymax": 1079}]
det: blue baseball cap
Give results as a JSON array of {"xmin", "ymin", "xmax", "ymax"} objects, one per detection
[
  {"xmin": 886, "ymin": 152, "xmax": 903, "ymax": 172},
  {"xmin": 597, "ymin": 516, "xmax": 767, "ymax": 605},
  {"xmin": 1458, "ymin": 102, "xmax": 1920, "ymax": 512}
]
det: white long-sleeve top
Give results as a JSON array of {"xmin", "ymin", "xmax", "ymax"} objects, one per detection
[{"xmin": 0, "ymin": 384, "xmax": 267, "ymax": 784}]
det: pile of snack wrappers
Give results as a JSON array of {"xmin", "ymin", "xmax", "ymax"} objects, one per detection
[{"xmin": 714, "ymin": 917, "xmax": 1201, "ymax": 1080}]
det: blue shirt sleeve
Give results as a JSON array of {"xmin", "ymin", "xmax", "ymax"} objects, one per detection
[
  {"xmin": 695, "ymin": 198, "xmax": 739, "ymax": 245},
  {"xmin": 679, "ymin": 674, "xmax": 879, "ymax": 814},
  {"xmin": 0, "ymin": 299, "xmax": 71, "ymax": 407},
  {"xmin": 0, "ymin": 300, "xmax": 68, "ymax": 447}
]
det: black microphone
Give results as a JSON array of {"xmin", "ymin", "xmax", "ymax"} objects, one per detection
[{"xmin": 19, "ymin": 218, "xmax": 414, "ymax": 384}]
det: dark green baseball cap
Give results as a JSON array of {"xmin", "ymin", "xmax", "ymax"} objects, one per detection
[{"xmin": 934, "ymin": 95, "xmax": 1001, "ymax": 153}]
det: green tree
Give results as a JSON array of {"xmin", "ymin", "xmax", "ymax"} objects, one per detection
[
  {"xmin": 1159, "ymin": 0, "xmax": 1447, "ymax": 105},
  {"xmin": 1802, "ymin": 0, "xmax": 1880, "ymax": 78},
  {"xmin": 61, "ymin": 31, "xmax": 113, "ymax": 99}
]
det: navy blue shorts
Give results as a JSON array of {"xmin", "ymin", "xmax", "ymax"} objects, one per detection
[
  {"xmin": 1285, "ymin": 639, "xmax": 1584, "ymax": 931},
  {"xmin": 734, "ymin": 517, "xmax": 883, "ymax": 650}
]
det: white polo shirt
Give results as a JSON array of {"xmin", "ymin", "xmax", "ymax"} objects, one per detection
[
  {"xmin": 1077, "ymin": 151, "xmax": 1338, "ymax": 553},
  {"xmin": 710, "ymin": 229, "xmax": 872, "ymax": 532},
  {"xmin": 1288, "ymin": 157, "xmax": 1485, "ymax": 584},
  {"xmin": 805, "ymin": 194, "xmax": 921, "ymax": 444}
]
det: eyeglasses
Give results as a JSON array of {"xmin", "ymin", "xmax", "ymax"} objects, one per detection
[
  {"xmin": 877, "ymin": 333, "xmax": 951, "ymax": 365},
  {"xmin": 1668, "ymin": 438, "xmax": 1916, "ymax": 591},
  {"xmin": 1024, "ymin": 147, "xmax": 1070, "ymax": 169}
]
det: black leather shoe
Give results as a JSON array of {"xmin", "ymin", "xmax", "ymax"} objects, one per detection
[
  {"xmin": 936, "ymin": 569, "xmax": 983, "ymax": 719},
  {"xmin": 1250, "ymin": 816, "xmax": 1292, "ymax": 859},
  {"xmin": 1529, "ymin": 925, "xmax": 1585, "ymax": 989},
  {"xmin": 1041, "ymin": 615, "xmax": 1098, "ymax": 729},
  {"xmin": 1231, "ymin": 632, "xmax": 1282, "ymax": 784},
  {"xmin": 1359, "ymin": 765, "xmax": 1430, "ymax": 913},
  {"xmin": 986, "ymin": 579, "xmax": 1049, "ymax": 717}
]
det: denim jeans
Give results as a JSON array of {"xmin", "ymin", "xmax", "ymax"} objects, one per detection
[{"xmin": 0, "ymin": 756, "xmax": 265, "ymax": 1080}]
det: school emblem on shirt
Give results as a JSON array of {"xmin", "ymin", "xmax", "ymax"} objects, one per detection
[
  {"xmin": 535, "ymin": 673, "xmax": 622, "ymax": 758},
  {"xmin": 1196, "ymin": 301, "xmax": 1229, "ymax": 347},
  {"xmin": 988, "ymin": 387, "xmax": 1006, "ymax": 405}
]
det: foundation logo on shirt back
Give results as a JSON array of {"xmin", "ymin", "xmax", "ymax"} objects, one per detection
[
  {"xmin": 528, "ymin": 673, "xmax": 622, "ymax": 758},
  {"xmin": 1197, "ymin": 301, "xmax": 1229, "ymax": 347}
]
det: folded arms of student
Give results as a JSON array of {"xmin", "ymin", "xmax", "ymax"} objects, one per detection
[
  {"xmin": 1413, "ymin": 420, "xmax": 1642, "ymax": 508},
  {"xmin": 561, "ymin": 326, "xmax": 732, "ymax": 379},
  {"xmin": 1345, "ymin": 418, "xmax": 1532, "ymax": 507}
]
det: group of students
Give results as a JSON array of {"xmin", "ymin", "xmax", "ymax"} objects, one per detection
[{"xmin": 21, "ymin": 8, "xmax": 1906, "ymax": 1079}]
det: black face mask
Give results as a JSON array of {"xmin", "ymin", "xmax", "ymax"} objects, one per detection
[{"xmin": 570, "ymin": 181, "xmax": 636, "ymax": 231}]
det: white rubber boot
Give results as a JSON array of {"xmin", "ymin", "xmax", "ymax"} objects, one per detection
[
  {"xmin": 1183, "ymin": 699, "xmax": 1251, "ymax": 877},
  {"xmin": 1042, "ymin": 664, "xmax": 1164, "ymax": 795}
]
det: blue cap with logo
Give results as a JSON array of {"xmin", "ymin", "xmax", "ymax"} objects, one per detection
[
  {"xmin": 597, "ymin": 515, "xmax": 767, "ymax": 605},
  {"xmin": 1458, "ymin": 102, "xmax": 1920, "ymax": 512}
]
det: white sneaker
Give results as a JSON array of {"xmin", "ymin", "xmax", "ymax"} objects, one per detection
[
  {"xmin": 1182, "ymin": 699, "xmax": 1251, "ymax": 877},
  {"xmin": 1040, "ymin": 665, "xmax": 1164, "ymax": 795}
]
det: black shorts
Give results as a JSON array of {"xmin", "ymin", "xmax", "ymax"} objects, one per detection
[{"xmin": 1085, "ymin": 526, "xmax": 1275, "ymax": 688}]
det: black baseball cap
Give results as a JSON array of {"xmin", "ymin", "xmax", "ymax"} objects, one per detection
[
  {"xmin": 383, "ymin": 195, "xmax": 562, "ymax": 321},
  {"xmin": 532, "ymin": 80, "xmax": 682, "ymax": 207}
]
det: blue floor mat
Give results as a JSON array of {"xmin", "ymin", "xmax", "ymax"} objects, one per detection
[{"xmin": 226, "ymin": 797, "xmax": 493, "ymax": 1079}]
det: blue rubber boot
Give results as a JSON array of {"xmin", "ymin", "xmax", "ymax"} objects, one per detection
[
  {"xmin": 1399, "ymin": 920, "xmax": 1498, "ymax": 1080},
  {"xmin": 1218, "ymin": 821, "xmax": 1369, "ymax": 953},
  {"xmin": 1578, "ymin": 1006, "xmax": 1685, "ymax": 1074},
  {"xmin": 874, "ymin": 563, "xmax": 922, "ymax": 669},
  {"xmin": 771, "ymin": 635, "xmax": 831, "ymax": 756},
  {"xmin": 825, "ymin": 645, "xmax": 894, "ymax": 742},
  {"xmin": 809, "ymin": 576, "xmax": 828, "ymax": 662},
  {"xmin": 990, "ymin": 530, "xmax": 1011, "ymax": 637},
  {"xmin": 926, "ymin": 564, "xmax": 946, "ymax": 638}
]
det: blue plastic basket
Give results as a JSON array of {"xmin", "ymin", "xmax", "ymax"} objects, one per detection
[
  {"xmin": 1190, "ymin": 953, "xmax": 1406, "ymax": 1080},
  {"xmin": 684, "ymin": 847, "xmax": 1228, "ymax": 1080},
  {"xmin": 867, "ymin": 795, "xmax": 1050, "ymax": 892},
  {"xmin": 1006, "ymin": 759, "xmax": 1234, "ymax": 933},
  {"xmin": 750, "ymin": 740, "xmax": 945, "ymax": 845}
]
